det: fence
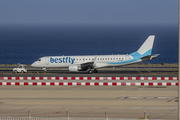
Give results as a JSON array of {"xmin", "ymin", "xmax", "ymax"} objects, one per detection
[
  {"xmin": 0, "ymin": 110, "xmax": 150, "ymax": 120},
  {"xmin": 0, "ymin": 117, "xmax": 142, "ymax": 120}
]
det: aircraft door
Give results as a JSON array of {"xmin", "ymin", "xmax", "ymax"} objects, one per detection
[
  {"xmin": 45, "ymin": 57, "xmax": 49, "ymax": 65},
  {"xmin": 83, "ymin": 58, "xmax": 85, "ymax": 62}
]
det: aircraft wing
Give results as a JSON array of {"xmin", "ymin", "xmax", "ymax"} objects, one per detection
[
  {"xmin": 78, "ymin": 56, "xmax": 97, "ymax": 70},
  {"xmin": 80, "ymin": 62, "xmax": 94, "ymax": 69}
]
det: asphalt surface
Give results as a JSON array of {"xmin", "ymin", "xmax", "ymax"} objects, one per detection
[
  {"xmin": 0, "ymin": 65, "xmax": 178, "ymax": 68},
  {"xmin": 0, "ymin": 69, "xmax": 178, "ymax": 77},
  {"xmin": 0, "ymin": 65, "xmax": 178, "ymax": 77}
]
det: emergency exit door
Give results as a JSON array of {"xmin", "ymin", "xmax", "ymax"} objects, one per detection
[{"xmin": 45, "ymin": 57, "xmax": 49, "ymax": 65}]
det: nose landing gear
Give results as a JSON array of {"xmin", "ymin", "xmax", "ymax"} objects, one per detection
[
  {"xmin": 88, "ymin": 69, "xmax": 98, "ymax": 74},
  {"xmin": 43, "ymin": 68, "xmax": 47, "ymax": 73}
]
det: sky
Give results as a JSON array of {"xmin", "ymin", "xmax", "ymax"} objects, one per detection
[{"xmin": 0, "ymin": 0, "xmax": 178, "ymax": 25}]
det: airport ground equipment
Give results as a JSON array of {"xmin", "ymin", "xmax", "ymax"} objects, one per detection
[{"xmin": 13, "ymin": 64, "xmax": 27, "ymax": 73}]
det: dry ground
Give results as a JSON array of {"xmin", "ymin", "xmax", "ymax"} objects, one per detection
[{"xmin": 0, "ymin": 86, "xmax": 178, "ymax": 119}]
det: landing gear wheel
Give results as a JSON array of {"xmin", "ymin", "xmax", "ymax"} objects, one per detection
[
  {"xmin": 88, "ymin": 70, "xmax": 92, "ymax": 74},
  {"xmin": 93, "ymin": 69, "xmax": 98, "ymax": 73},
  {"xmin": 43, "ymin": 68, "xmax": 47, "ymax": 73}
]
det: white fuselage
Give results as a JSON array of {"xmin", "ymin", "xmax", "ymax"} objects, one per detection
[{"xmin": 31, "ymin": 54, "xmax": 135, "ymax": 68}]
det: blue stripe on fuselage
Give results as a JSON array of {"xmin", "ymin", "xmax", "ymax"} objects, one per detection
[{"xmin": 107, "ymin": 49, "xmax": 152, "ymax": 65}]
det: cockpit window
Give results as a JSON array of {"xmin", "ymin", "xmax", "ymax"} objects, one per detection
[{"xmin": 38, "ymin": 59, "xmax": 41, "ymax": 61}]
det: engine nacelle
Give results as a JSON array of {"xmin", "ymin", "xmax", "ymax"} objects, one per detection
[{"xmin": 68, "ymin": 65, "xmax": 81, "ymax": 72}]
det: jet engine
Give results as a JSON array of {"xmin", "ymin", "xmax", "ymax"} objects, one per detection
[{"xmin": 68, "ymin": 65, "xmax": 82, "ymax": 72}]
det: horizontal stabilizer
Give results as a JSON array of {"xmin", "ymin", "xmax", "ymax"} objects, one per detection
[
  {"xmin": 150, "ymin": 54, "xmax": 159, "ymax": 59},
  {"xmin": 140, "ymin": 54, "xmax": 159, "ymax": 61}
]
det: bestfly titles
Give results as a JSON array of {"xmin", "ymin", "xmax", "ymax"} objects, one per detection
[{"xmin": 50, "ymin": 57, "xmax": 75, "ymax": 64}]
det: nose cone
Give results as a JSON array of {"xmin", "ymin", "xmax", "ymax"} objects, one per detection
[{"xmin": 31, "ymin": 62, "xmax": 36, "ymax": 67}]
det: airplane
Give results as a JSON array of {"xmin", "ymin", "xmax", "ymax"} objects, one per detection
[{"xmin": 31, "ymin": 35, "xmax": 158, "ymax": 73}]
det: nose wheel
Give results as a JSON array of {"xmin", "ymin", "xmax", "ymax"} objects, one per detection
[
  {"xmin": 88, "ymin": 69, "xmax": 98, "ymax": 74},
  {"xmin": 93, "ymin": 69, "xmax": 98, "ymax": 73},
  {"xmin": 88, "ymin": 70, "xmax": 92, "ymax": 74},
  {"xmin": 43, "ymin": 68, "xmax": 47, "ymax": 73}
]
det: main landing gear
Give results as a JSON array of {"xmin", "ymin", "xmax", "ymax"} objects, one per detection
[
  {"xmin": 93, "ymin": 69, "xmax": 98, "ymax": 73},
  {"xmin": 88, "ymin": 69, "xmax": 98, "ymax": 74}
]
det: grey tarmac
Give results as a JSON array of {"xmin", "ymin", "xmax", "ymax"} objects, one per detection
[
  {"xmin": 0, "ymin": 70, "xmax": 178, "ymax": 77},
  {"xmin": 0, "ymin": 65, "xmax": 178, "ymax": 77}
]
